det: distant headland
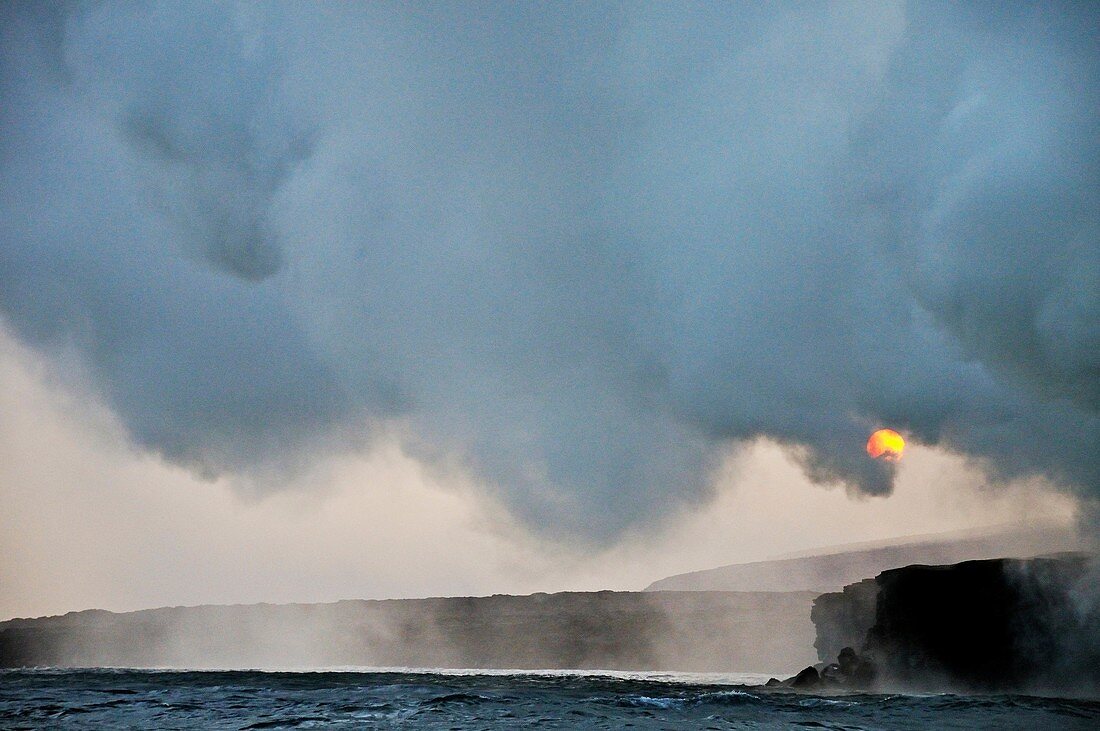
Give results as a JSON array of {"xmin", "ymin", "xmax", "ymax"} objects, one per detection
[{"xmin": 3, "ymin": 551, "xmax": 1096, "ymax": 697}]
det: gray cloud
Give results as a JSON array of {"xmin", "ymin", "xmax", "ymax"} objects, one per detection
[{"xmin": 0, "ymin": 1, "xmax": 1096, "ymax": 538}]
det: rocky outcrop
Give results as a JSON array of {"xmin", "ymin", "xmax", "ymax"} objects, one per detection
[
  {"xmin": 811, "ymin": 578, "xmax": 877, "ymax": 663},
  {"xmin": 811, "ymin": 554, "xmax": 1100, "ymax": 694},
  {"xmin": 775, "ymin": 645, "xmax": 876, "ymax": 690}
]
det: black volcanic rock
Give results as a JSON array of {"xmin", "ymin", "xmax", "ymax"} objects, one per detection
[
  {"xmin": 812, "ymin": 578, "xmax": 877, "ymax": 663},
  {"xmin": 790, "ymin": 665, "xmax": 820, "ymax": 688},
  {"xmin": 811, "ymin": 554, "xmax": 1100, "ymax": 694}
]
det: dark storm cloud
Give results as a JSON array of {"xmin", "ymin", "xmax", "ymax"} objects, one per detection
[{"xmin": 1, "ymin": 1, "xmax": 1096, "ymax": 537}]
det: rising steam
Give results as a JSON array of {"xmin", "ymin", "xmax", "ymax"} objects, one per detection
[{"xmin": 0, "ymin": 1, "xmax": 1096, "ymax": 538}]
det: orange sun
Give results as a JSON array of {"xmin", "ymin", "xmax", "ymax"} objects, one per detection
[{"xmin": 867, "ymin": 428, "xmax": 905, "ymax": 461}]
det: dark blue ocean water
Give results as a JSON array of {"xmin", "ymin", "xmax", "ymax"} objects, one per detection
[{"xmin": 2, "ymin": 668, "xmax": 1098, "ymax": 730}]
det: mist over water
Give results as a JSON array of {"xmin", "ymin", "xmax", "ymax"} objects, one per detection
[
  {"xmin": 0, "ymin": 1, "xmax": 1097, "ymax": 541},
  {"xmin": 0, "ymin": 591, "xmax": 817, "ymax": 675}
]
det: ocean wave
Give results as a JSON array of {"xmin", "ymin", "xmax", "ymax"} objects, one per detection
[
  {"xmin": 620, "ymin": 695, "xmax": 685, "ymax": 710},
  {"xmin": 1, "ymin": 668, "xmax": 1098, "ymax": 730}
]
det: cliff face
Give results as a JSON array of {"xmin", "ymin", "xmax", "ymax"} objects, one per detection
[
  {"xmin": 0, "ymin": 590, "xmax": 817, "ymax": 673},
  {"xmin": 811, "ymin": 555, "xmax": 1100, "ymax": 694},
  {"xmin": 811, "ymin": 578, "xmax": 877, "ymax": 663}
]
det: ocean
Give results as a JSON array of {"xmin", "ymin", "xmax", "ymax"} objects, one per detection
[{"xmin": 2, "ymin": 668, "xmax": 1097, "ymax": 730}]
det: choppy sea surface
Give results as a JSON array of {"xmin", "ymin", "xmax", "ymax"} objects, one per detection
[{"xmin": 2, "ymin": 668, "xmax": 1098, "ymax": 730}]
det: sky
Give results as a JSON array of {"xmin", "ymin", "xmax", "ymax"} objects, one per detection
[{"xmin": 0, "ymin": 1, "xmax": 1096, "ymax": 619}]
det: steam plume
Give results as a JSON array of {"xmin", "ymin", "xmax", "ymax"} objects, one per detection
[{"xmin": 1, "ymin": 1, "xmax": 1096, "ymax": 538}]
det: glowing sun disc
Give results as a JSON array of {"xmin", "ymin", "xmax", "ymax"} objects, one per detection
[{"xmin": 867, "ymin": 429, "xmax": 905, "ymax": 461}]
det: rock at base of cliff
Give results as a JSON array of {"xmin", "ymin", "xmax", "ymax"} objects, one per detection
[{"xmin": 789, "ymin": 665, "xmax": 820, "ymax": 689}]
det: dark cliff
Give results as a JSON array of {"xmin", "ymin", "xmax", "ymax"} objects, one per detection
[
  {"xmin": 812, "ymin": 555, "xmax": 1100, "ymax": 694},
  {"xmin": 811, "ymin": 578, "xmax": 877, "ymax": 664},
  {"xmin": 0, "ymin": 590, "xmax": 816, "ymax": 673}
]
